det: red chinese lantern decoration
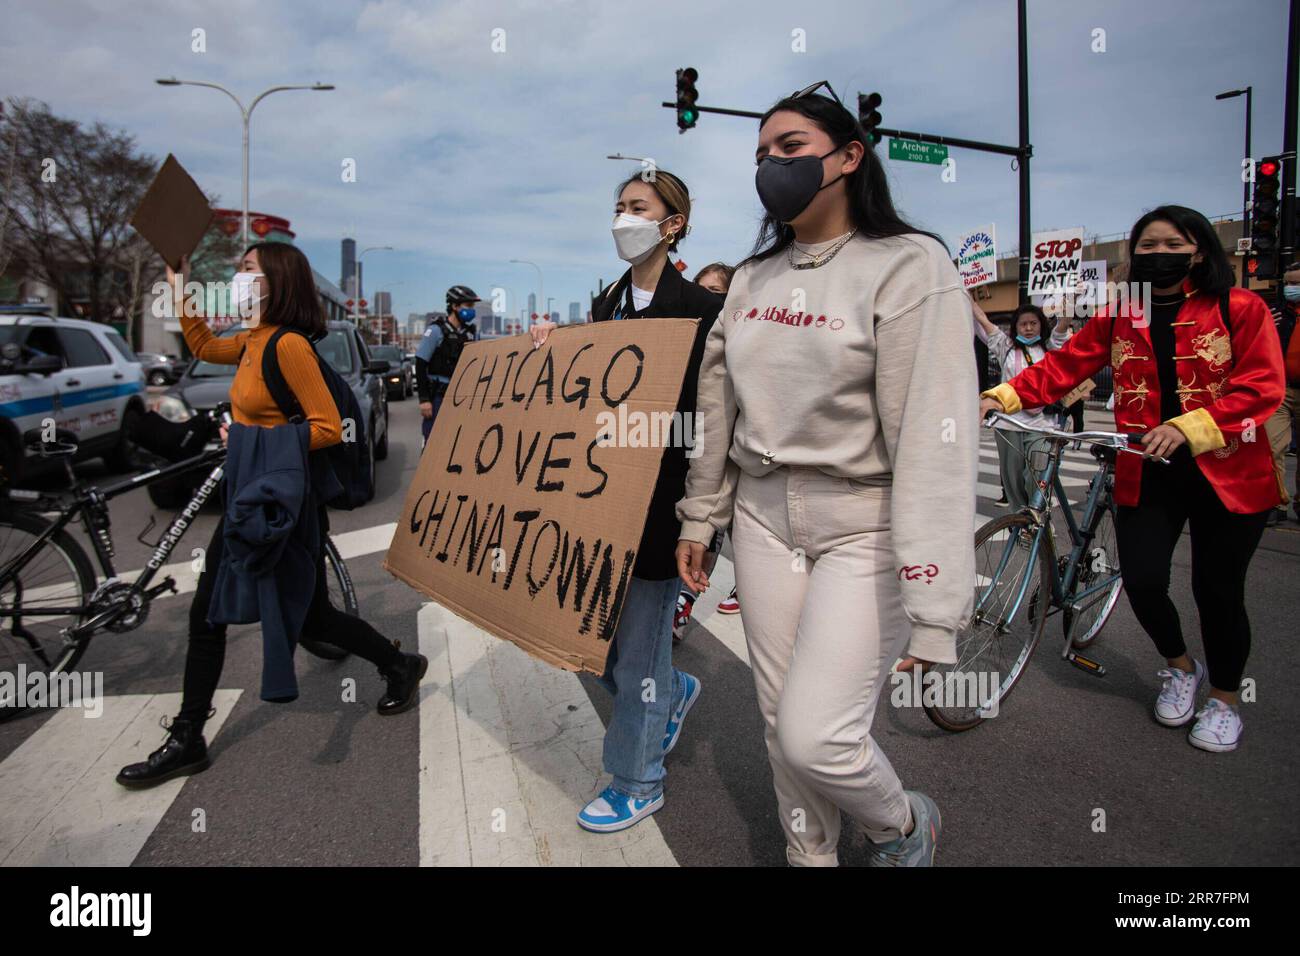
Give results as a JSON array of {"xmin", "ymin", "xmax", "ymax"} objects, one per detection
[
  {"xmin": 675, "ymin": 259, "xmax": 687, "ymax": 272},
  {"xmin": 220, "ymin": 218, "xmax": 240, "ymax": 236},
  {"xmin": 251, "ymin": 218, "xmax": 271, "ymax": 237}
]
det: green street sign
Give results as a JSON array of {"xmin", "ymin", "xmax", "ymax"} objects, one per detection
[{"xmin": 888, "ymin": 137, "xmax": 949, "ymax": 165}]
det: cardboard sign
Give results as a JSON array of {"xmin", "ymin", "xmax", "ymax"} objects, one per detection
[
  {"xmin": 384, "ymin": 320, "xmax": 700, "ymax": 674},
  {"xmin": 1028, "ymin": 227, "xmax": 1084, "ymax": 297},
  {"xmin": 1061, "ymin": 378, "xmax": 1096, "ymax": 407},
  {"xmin": 957, "ymin": 225, "xmax": 997, "ymax": 289},
  {"xmin": 129, "ymin": 154, "xmax": 213, "ymax": 270}
]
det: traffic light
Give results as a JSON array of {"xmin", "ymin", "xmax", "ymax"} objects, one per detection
[
  {"xmin": 1248, "ymin": 155, "xmax": 1283, "ymax": 279},
  {"xmin": 857, "ymin": 92, "xmax": 882, "ymax": 145},
  {"xmin": 676, "ymin": 67, "xmax": 699, "ymax": 132}
]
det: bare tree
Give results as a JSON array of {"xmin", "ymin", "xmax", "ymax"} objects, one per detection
[{"xmin": 0, "ymin": 98, "xmax": 157, "ymax": 339}]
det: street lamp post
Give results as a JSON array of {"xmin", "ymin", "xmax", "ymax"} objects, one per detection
[
  {"xmin": 352, "ymin": 245, "xmax": 394, "ymax": 331},
  {"xmin": 1216, "ymin": 86, "xmax": 1253, "ymax": 287},
  {"xmin": 155, "ymin": 77, "xmax": 334, "ymax": 248},
  {"xmin": 509, "ymin": 259, "xmax": 543, "ymax": 331}
]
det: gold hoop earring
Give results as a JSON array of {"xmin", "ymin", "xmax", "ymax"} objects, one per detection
[{"xmin": 665, "ymin": 232, "xmax": 677, "ymax": 244}]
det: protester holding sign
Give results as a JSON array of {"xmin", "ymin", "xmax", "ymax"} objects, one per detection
[
  {"xmin": 980, "ymin": 205, "xmax": 1285, "ymax": 753},
  {"xmin": 970, "ymin": 300, "xmax": 1070, "ymax": 511},
  {"xmin": 531, "ymin": 170, "xmax": 722, "ymax": 833},
  {"xmin": 117, "ymin": 245, "xmax": 426, "ymax": 790},
  {"xmin": 676, "ymin": 88, "xmax": 978, "ymax": 867}
]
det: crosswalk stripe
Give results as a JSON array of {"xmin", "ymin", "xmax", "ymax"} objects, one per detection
[
  {"xmin": 416, "ymin": 602, "xmax": 678, "ymax": 867},
  {"xmin": 0, "ymin": 690, "xmax": 240, "ymax": 866}
]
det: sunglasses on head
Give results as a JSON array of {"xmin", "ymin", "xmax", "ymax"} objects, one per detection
[{"xmin": 790, "ymin": 80, "xmax": 847, "ymax": 111}]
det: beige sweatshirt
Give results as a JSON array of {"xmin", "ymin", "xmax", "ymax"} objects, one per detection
[{"xmin": 675, "ymin": 232, "xmax": 978, "ymax": 664}]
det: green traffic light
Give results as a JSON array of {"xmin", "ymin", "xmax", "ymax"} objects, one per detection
[{"xmin": 683, "ymin": 110, "xmax": 696, "ymax": 123}]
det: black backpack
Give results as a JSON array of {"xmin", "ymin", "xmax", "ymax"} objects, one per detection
[{"xmin": 260, "ymin": 326, "xmax": 373, "ymax": 510}]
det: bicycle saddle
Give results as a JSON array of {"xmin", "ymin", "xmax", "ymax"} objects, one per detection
[{"xmin": 23, "ymin": 426, "xmax": 79, "ymax": 457}]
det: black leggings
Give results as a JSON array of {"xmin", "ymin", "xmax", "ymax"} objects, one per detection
[
  {"xmin": 179, "ymin": 508, "xmax": 401, "ymax": 724},
  {"xmin": 1115, "ymin": 453, "xmax": 1269, "ymax": 692}
]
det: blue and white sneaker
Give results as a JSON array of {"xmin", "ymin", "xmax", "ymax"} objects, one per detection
[
  {"xmin": 576, "ymin": 786, "xmax": 664, "ymax": 833},
  {"xmin": 663, "ymin": 672, "xmax": 701, "ymax": 754},
  {"xmin": 865, "ymin": 791, "xmax": 942, "ymax": 867}
]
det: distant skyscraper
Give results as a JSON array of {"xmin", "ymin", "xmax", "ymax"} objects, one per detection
[
  {"xmin": 528, "ymin": 293, "xmax": 537, "ymax": 317},
  {"xmin": 341, "ymin": 238, "xmax": 356, "ymax": 296},
  {"xmin": 374, "ymin": 291, "xmax": 392, "ymax": 316},
  {"xmin": 569, "ymin": 301, "xmax": 580, "ymax": 323},
  {"xmin": 551, "ymin": 311, "xmax": 560, "ymax": 323}
]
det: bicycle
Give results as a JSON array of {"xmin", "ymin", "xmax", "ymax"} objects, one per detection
[
  {"xmin": 923, "ymin": 410, "xmax": 1169, "ymax": 732},
  {"xmin": 0, "ymin": 405, "xmax": 355, "ymax": 720}
]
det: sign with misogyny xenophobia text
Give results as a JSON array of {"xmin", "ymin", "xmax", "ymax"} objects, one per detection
[
  {"xmin": 384, "ymin": 320, "xmax": 700, "ymax": 674},
  {"xmin": 957, "ymin": 225, "xmax": 997, "ymax": 289}
]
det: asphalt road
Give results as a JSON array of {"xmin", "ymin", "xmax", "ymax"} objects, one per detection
[{"xmin": 1, "ymin": 398, "xmax": 1297, "ymax": 867}]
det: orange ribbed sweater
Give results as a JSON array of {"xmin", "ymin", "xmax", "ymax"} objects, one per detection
[{"xmin": 180, "ymin": 316, "xmax": 342, "ymax": 450}]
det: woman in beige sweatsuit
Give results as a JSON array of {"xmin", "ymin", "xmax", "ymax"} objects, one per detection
[{"xmin": 675, "ymin": 87, "xmax": 978, "ymax": 867}]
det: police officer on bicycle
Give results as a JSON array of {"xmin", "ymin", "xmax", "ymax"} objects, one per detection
[{"xmin": 415, "ymin": 285, "xmax": 479, "ymax": 445}]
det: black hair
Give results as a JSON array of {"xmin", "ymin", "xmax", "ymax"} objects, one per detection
[
  {"xmin": 1009, "ymin": 302, "xmax": 1049, "ymax": 338},
  {"xmin": 1127, "ymin": 205, "xmax": 1235, "ymax": 296},
  {"xmin": 745, "ymin": 93, "xmax": 942, "ymax": 264}
]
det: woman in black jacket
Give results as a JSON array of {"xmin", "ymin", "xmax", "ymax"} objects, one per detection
[{"xmin": 530, "ymin": 169, "xmax": 722, "ymax": 833}]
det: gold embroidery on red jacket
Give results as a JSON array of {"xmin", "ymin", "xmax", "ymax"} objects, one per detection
[
  {"xmin": 1191, "ymin": 329, "xmax": 1232, "ymax": 370},
  {"xmin": 1213, "ymin": 437, "xmax": 1239, "ymax": 459},
  {"xmin": 1114, "ymin": 379, "xmax": 1150, "ymax": 409},
  {"xmin": 1111, "ymin": 338, "xmax": 1139, "ymax": 370}
]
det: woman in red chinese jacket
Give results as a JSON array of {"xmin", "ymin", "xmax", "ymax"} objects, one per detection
[{"xmin": 980, "ymin": 205, "xmax": 1284, "ymax": 753}]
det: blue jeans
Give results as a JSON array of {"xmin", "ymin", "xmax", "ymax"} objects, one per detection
[
  {"xmin": 420, "ymin": 389, "xmax": 445, "ymax": 446},
  {"xmin": 596, "ymin": 576, "xmax": 682, "ymax": 799}
]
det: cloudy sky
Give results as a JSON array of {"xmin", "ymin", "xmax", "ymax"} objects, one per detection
[{"xmin": 2, "ymin": 0, "xmax": 1293, "ymax": 325}]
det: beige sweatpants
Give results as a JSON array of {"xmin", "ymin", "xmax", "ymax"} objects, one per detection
[
  {"xmin": 731, "ymin": 466, "xmax": 913, "ymax": 867},
  {"xmin": 1265, "ymin": 385, "xmax": 1298, "ymax": 505}
]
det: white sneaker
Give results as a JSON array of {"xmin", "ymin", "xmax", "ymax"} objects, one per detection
[
  {"xmin": 1188, "ymin": 698, "xmax": 1243, "ymax": 753},
  {"xmin": 1153, "ymin": 660, "xmax": 1203, "ymax": 727}
]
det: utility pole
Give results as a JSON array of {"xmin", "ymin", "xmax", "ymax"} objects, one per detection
[
  {"xmin": 1016, "ymin": 0, "xmax": 1031, "ymax": 304},
  {"xmin": 1278, "ymin": 0, "xmax": 1299, "ymax": 307}
]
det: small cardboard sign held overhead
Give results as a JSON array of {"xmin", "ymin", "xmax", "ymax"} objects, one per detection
[
  {"xmin": 384, "ymin": 320, "xmax": 700, "ymax": 675},
  {"xmin": 129, "ymin": 154, "xmax": 213, "ymax": 269}
]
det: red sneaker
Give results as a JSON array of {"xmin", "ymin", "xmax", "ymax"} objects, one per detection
[
  {"xmin": 716, "ymin": 588, "xmax": 740, "ymax": 615},
  {"xmin": 673, "ymin": 591, "xmax": 695, "ymax": 642}
]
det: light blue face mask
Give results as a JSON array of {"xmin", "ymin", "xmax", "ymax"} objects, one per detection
[
  {"xmin": 1015, "ymin": 334, "xmax": 1041, "ymax": 347},
  {"xmin": 1285, "ymin": 284, "xmax": 1300, "ymax": 303}
]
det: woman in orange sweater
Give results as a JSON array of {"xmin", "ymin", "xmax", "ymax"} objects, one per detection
[{"xmin": 118, "ymin": 243, "xmax": 425, "ymax": 790}]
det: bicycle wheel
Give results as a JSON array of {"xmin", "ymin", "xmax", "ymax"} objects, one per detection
[
  {"xmin": 0, "ymin": 510, "xmax": 97, "ymax": 720},
  {"xmin": 1065, "ymin": 500, "xmax": 1123, "ymax": 649},
  {"xmin": 299, "ymin": 534, "xmax": 353, "ymax": 662},
  {"xmin": 924, "ymin": 513, "xmax": 1051, "ymax": 732}
]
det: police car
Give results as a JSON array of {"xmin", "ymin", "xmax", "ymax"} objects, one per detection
[{"xmin": 0, "ymin": 307, "xmax": 147, "ymax": 485}]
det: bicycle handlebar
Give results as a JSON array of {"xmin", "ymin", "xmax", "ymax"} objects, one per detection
[{"xmin": 983, "ymin": 410, "xmax": 1170, "ymax": 464}]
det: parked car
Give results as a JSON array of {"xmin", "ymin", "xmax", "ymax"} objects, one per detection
[
  {"xmin": 369, "ymin": 344, "xmax": 411, "ymax": 400},
  {"xmin": 148, "ymin": 321, "xmax": 390, "ymax": 507},
  {"xmin": 137, "ymin": 351, "xmax": 184, "ymax": 386},
  {"xmin": 0, "ymin": 308, "xmax": 147, "ymax": 486}
]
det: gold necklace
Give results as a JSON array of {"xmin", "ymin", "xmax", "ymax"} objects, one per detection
[{"xmin": 788, "ymin": 229, "xmax": 857, "ymax": 270}]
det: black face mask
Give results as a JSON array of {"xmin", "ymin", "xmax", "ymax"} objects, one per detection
[
  {"xmin": 1130, "ymin": 251, "xmax": 1194, "ymax": 289},
  {"xmin": 755, "ymin": 146, "xmax": 844, "ymax": 223}
]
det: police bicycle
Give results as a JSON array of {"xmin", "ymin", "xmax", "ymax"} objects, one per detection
[{"xmin": 0, "ymin": 403, "xmax": 355, "ymax": 720}]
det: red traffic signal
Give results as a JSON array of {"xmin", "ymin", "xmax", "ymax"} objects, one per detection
[{"xmin": 1259, "ymin": 159, "xmax": 1280, "ymax": 178}]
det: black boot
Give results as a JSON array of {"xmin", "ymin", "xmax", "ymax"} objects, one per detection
[
  {"xmin": 116, "ymin": 716, "xmax": 210, "ymax": 790},
  {"xmin": 377, "ymin": 643, "xmax": 428, "ymax": 716}
]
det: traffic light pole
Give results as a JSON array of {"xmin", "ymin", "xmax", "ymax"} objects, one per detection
[
  {"xmin": 663, "ymin": 1, "xmax": 1034, "ymax": 302},
  {"xmin": 1278, "ymin": 0, "xmax": 1299, "ymax": 307}
]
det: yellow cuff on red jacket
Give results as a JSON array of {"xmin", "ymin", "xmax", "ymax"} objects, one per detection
[
  {"xmin": 1167, "ymin": 407, "xmax": 1226, "ymax": 456},
  {"xmin": 982, "ymin": 383, "xmax": 1022, "ymax": 415}
]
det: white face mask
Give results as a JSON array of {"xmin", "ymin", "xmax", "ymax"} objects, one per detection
[
  {"xmin": 612, "ymin": 213, "xmax": 673, "ymax": 265},
  {"xmin": 231, "ymin": 271, "xmax": 266, "ymax": 328}
]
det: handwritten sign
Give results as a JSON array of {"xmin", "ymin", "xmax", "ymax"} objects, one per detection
[
  {"xmin": 384, "ymin": 321, "xmax": 700, "ymax": 674},
  {"xmin": 957, "ymin": 225, "xmax": 997, "ymax": 289},
  {"xmin": 1028, "ymin": 227, "xmax": 1084, "ymax": 297}
]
